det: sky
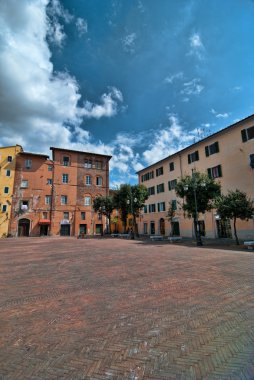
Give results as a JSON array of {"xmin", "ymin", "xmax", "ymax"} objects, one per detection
[{"xmin": 0, "ymin": 0, "xmax": 254, "ymax": 187}]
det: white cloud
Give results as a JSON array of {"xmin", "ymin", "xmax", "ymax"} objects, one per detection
[
  {"xmin": 189, "ymin": 32, "xmax": 204, "ymax": 59},
  {"xmin": 0, "ymin": 0, "xmax": 123, "ymax": 155},
  {"xmin": 142, "ymin": 115, "xmax": 201, "ymax": 166},
  {"xmin": 164, "ymin": 71, "xmax": 184, "ymax": 84},
  {"xmin": 181, "ymin": 78, "xmax": 204, "ymax": 96},
  {"xmin": 122, "ymin": 33, "xmax": 137, "ymax": 53},
  {"xmin": 210, "ymin": 109, "xmax": 229, "ymax": 118},
  {"xmin": 76, "ymin": 17, "xmax": 88, "ymax": 36}
]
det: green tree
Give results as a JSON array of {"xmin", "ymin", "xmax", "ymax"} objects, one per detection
[
  {"xmin": 113, "ymin": 184, "xmax": 148, "ymax": 236},
  {"xmin": 175, "ymin": 171, "xmax": 221, "ymax": 245},
  {"xmin": 93, "ymin": 196, "xmax": 114, "ymax": 234},
  {"xmin": 215, "ymin": 189, "xmax": 254, "ymax": 245}
]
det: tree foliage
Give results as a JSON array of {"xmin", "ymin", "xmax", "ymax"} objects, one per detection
[
  {"xmin": 93, "ymin": 196, "xmax": 115, "ymax": 233},
  {"xmin": 215, "ymin": 189, "xmax": 254, "ymax": 244},
  {"xmin": 175, "ymin": 172, "xmax": 221, "ymax": 218}
]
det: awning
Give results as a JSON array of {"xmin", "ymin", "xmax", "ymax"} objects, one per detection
[
  {"xmin": 60, "ymin": 219, "xmax": 70, "ymax": 225},
  {"xmin": 38, "ymin": 219, "xmax": 51, "ymax": 225}
]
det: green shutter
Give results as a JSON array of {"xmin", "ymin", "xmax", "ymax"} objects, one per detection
[
  {"xmin": 188, "ymin": 154, "xmax": 191, "ymax": 164},
  {"xmin": 168, "ymin": 181, "xmax": 171, "ymax": 191},
  {"xmin": 241, "ymin": 129, "xmax": 247, "ymax": 142},
  {"xmin": 205, "ymin": 146, "xmax": 209, "ymax": 157},
  {"xmin": 218, "ymin": 165, "xmax": 222, "ymax": 177},
  {"xmin": 195, "ymin": 151, "xmax": 199, "ymax": 161},
  {"xmin": 207, "ymin": 168, "xmax": 212, "ymax": 178},
  {"xmin": 215, "ymin": 141, "xmax": 219, "ymax": 153}
]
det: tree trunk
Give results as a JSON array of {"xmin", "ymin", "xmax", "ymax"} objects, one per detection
[
  {"xmin": 108, "ymin": 215, "xmax": 111, "ymax": 234},
  {"xmin": 233, "ymin": 216, "xmax": 239, "ymax": 245}
]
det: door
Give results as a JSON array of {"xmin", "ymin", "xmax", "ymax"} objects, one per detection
[
  {"xmin": 40, "ymin": 225, "xmax": 48, "ymax": 236},
  {"xmin": 216, "ymin": 219, "xmax": 232, "ymax": 238},
  {"xmin": 18, "ymin": 219, "xmax": 30, "ymax": 237},
  {"xmin": 79, "ymin": 224, "xmax": 87, "ymax": 235},
  {"xmin": 159, "ymin": 218, "xmax": 165, "ymax": 235},
  {"xmin": 60, "ymin": 224, "xmax": 70, "ymax": 236},
  {"xmin": 150, "ymin": 222, "xmax": 155, "ymax": 235},
  {"xmin": 172, "ymin": 222, "xmax": 180, "ymax": 236},
  {"xmin": 95, "ymin": 224, "xmax": 103, "ymax": 235}
]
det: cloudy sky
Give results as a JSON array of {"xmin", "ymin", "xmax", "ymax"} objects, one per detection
[{"xmin": 0, "ymin": 0, "xmax": 254, "ymax": 187}]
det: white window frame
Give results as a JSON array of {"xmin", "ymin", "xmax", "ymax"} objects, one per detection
[
  {"xmin": 62, "ymin": 174, "xmax": 69, "ymax": 183},
  {"xmin": 96, "ymin": 176, "xmax": 102, "ymax": 186},
  {"xmin": 25, "ymin": 159, "xmax": 32, "ymax": 169},
  {"xmin": 86, "ymin": 175, "xmax": 92, "ymax": 185},
  {"xmin": 45, "ymin": 195, "xmax": 51, "ymax": 205},
  {"xmin": 61, "ymin": 195, "xmax": 68, "ymax": 205},
  {"xmin": 21, "ymin": 180, "xmax": 28, "ymax": 188},
  {"xmin": 84, "ymin": 196, "xmax": 91, "ymax": 206}
]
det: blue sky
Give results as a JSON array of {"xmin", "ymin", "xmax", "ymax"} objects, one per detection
[{"xmin": 0, "ymin": 0, "xmax": 254, "ymax": 187}]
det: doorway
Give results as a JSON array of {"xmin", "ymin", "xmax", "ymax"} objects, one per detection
[
  {"xmin": 159, "ymin": 218, "xmax": 165, "ymax": 235},
  {"xmin": 171, "ymin": 221, "xmax": 180, "ymax": 236},
  {"xmin": 40, "ymin": 224, "xmax": 49, "ymax": 236},
  {"xmin": 150, "ymin": 221, "xmax": 155, "ymax": 235},
  {"xmin": 95, "ymin": 224, "xmax": 103, "ymax": 235},
  {"xmin": 18, "ymin": 218, "xmax": 30, "ymax": 237},
  {"xmin": 216, "ymin": 219, "xmax": 232, "ymax": 238},
  {"xmin": 60, "ymin": 224, "xmax": 70, "ymax": 236}
]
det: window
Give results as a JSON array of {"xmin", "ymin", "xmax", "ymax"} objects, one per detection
[
  {"xmin": 171, "ymin": 200, "xmax": 177, "ymax": 211},
  {"xmin": 148, "ymin": 204, "xmax": 156, "ymax": 213},
  {"xmin": 144, "ymin": 223, "xmax": 148, "ymax": 234},
  {"xmin": 21, "ymin": 180, "xmax": 28, "ymax": 188},
  {"xmin": 47, "ymin": 178, "xmax": 52, "ymax": 185},
  {"xmin": 7, "ymin": 156, "xmax": 12, "ymax": 162},
  {"xmin": 207, "ymin": 165, "xmax": 222, "ymax": 179},
  {"xmin": 81, "ymin": 212, "xmax": 86, "ymax": 220},
  {"xmin": 148, "ymin": 186, "xmax": 155, "ymax": 196},
  {"xmin": 61, "ymin": 195, "xmax": 68, "ymax": 205},
  {"xmin": 84, "ymin": 196, "xmax": 91, "ymax": 206},
  {"xmin": 84, "ymin": 159, "xmax": 92, "ymax": 168},
  {"xmin": 4, "ymin": 187, "xmax": 9, "ymax": 194},
  {"xmin": 157, "ymin": 183, "xmax": 165, "ymax": 193},
  {"xmin": 169, "ymin": 162, "xmax": 174, "ymax": 171},
  {"xmin": 63, "ymin": 212, "xmax": 69, "ymax": 219},
  {"xmin": 42, "ymin": 212, "xmax": 48, "ymax": 219},
  {"xmin": 25, "ymin": 159, "xmax": 32, "ymax": 169},
  {"xmin": 62, "ymin": 156, "xmax": 70, "ymax": 166},
  {"xmin": 86, "ymin": 175, "xmax": 92, "ymax": 185},
  {"xmin": 48, "ymin": 165, "xmax": 53, "ymax": 171},
  {"xmin": 2, "ymin": 205, "xmax": 7, "ymax": 212},
  {"xmin": 188, "ymin": 150, "xmax": 199, "ymax": 164},
  {"xmin": 250, "ymin": 154, "xmax": 254, "ymax": 169},
  {"xmin": 62, "ymin": 174, "xmax": 69, "ymax": 183},
  {"xmin": 141, "ymin": 171, "xmax": 154, "ymax": 182},
  {"xmin": 168, "ymin": 179, "xmax": 177, "ymax": 191},
  {"xmin": 157, "ymin": 202, "xmax": 166, "ymax": 212},
  {"xmin": 241, "ymin": 125, "xmax": 254, "ymax": 142},
  {"xmin": 143, "ymin": 205, "xmax": 147, "ymax": 213},
  {"xmin": 96, "ymin": 176, "xmax": 102, "ymax": 186},
  {"xmin": 205, "ymin": 142, "xmax": 219, "ymax": 156},
  {"xmin": 6, "ymin": 169, "xmax": 11, "ymax": 177},
  {"xmin": 156, "ymin": 167, "xmax": 164, "ymax": 176},
  {"xmin": 45, "ymin": 195, "xmax": 51, "ymax": 204},
  {"xmin": 95, "ymin": 160, "xmax": 102, "ymax": 169}
]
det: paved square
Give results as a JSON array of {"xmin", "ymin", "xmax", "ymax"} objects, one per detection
[{"xmin": 0, "ymin": 237, "xmax": 254, "ymax": 380}]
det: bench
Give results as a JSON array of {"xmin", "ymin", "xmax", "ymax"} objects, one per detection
[
  {"xmin": 150, "ymin": 235, "xmax": 164, "ymax": 241},
  {"xmin": 244, "ymin": 241, "xmax": 254, "ymax": 250},
  {"xmin": 119, "ymin": 234, "xmax": 130, "ymax": 239},
  {"xmin": 168, "ymin": 236, "xmax": 183, "ymax": 243},
  {"xmin": 111, "ymin": 234, "xmax": 119, "ymax": 238}
]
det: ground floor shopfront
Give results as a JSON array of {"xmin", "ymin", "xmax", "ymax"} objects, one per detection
[{"xmin": 138, "ymin": 210, "xmax": 254, "ymax": 240}]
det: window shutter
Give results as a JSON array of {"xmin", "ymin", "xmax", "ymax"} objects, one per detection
[
  {"xmin": 207, "ymin": 168, "xmax": 212, "ymax": 178},
  {"xmin": 218, "ymin": 165, "xmax": 222, "ymax": 177},
  {"xmin": 188, "ymin": 154, "xmax": 191, "ymax": 164},
  {"xmin": 241, "ymin": 129, "xmax": 247, "ymax": 142},
  {"xmin": 205, "ymin": 146, "xmax": 209, "ymax": 157},
  {"xmin": 215, "ymin": 141, "xmax": 219, "ymax": 153},
  {"xmin": 168, "ymin": 181, "xmax": 171, "ymax": 191},
  {"xmin": 195, "ymin": 151, "xmax": 199, "ymax": 161},
  {"xmin": 250, "ymin": 154, "xmax": 254, "ymax": 168}
]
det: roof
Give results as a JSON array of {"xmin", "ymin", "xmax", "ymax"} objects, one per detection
[
  {"xmin": 50, "ymin": 146, "xmax": 112, "ymax": 159},
  {"xmin": 0, "ymin": 145, "xmax": 23, "ymax": 150},
  {"xmin": 136, "ymin": 114, "xmax": 254, "ymax": 174},
  {"xmin": 19, "ymin": 152, "xmax": 49, "ymax": 159}
]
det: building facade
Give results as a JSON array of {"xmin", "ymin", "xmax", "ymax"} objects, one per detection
[
  {"xmin": 137, "ymin": 115, "xmax": 254, "ymax": 240},
  {"xmin": 6, "ymin": 147, "xmax": 111, "ymax": 237},
  {"xmin": 0, "ymin": 145, "xmax": 23, "ymax": 237}
]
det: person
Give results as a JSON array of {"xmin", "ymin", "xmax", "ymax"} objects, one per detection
[{"xmin": 129, "ymin": 228, "xmax": 134, "ymax": 239}]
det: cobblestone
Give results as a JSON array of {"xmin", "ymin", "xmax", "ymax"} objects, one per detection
[{"xmin": 0, "ymin": 237, "xmax": 254, "ymax": 379}]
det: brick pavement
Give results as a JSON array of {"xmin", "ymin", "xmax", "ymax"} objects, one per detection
[{"xmin": 0, "ymin": 237, "xmax": 254, "ymax": 380}]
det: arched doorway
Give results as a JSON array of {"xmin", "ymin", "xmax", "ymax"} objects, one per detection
[
  {"xmin": 159, "ymin": 218, "xmax": 165, "ymax": 235},
  {"xmin": 18, "ymin": 218, "xmax": 30, "ymax": 237}
]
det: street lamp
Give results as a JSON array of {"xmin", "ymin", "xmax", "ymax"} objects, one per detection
[
  {"xmin": 127, "ymin": 193, "xmax": 137, "ymax": 239},
  {"xmin": 184, "ymin": 171, "xmax": 206, "ymax": 246}
]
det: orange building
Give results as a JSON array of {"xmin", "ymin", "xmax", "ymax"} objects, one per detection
[
  {"xmin": 8, "ymin": 147, "xmax": 111, "ymax": 237},
  {"xmin": 137, "ymin": 115, "xmax": 254, "ymax": 240}
]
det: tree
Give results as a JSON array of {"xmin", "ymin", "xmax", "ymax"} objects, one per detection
[
  {"xmin": 166, "ymin": 200, "xmax": 178, "ymax": 236},
  {"xmin": 215, "ymin": 189, "xmax": 254, "ymax": 245},
  {"xmin": 113, "ymin": 184, "xmax": 148, "ymax": 236},
  {"xmin": 93, "ymin": 196, "xmax": 115, "ymax": 234},
  {"xmin": 175, "ymin": 171, "xmax": 221, "ymax": 245}
]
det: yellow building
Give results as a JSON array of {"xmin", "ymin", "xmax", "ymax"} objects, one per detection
[
  {"xmin": 137, "ymin": 115, "xmax": 254, "ymax": 240},
  {"xmin": 0, "ymin": 145, "xmax": 23, "ymax": 237}
]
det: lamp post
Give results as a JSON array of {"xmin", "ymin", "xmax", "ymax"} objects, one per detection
[
  {"xmin": 184, "ymin": 170, "xmax": 205, "ymax": 246},
  {"xmin": 127, "ymin": 192, "xmax": 137, "ymax": 239}
]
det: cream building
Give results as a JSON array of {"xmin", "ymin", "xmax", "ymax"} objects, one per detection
[
  {"xmin": 0, "ymin": 145, "xmax": 23, "ymax": 237},
  {"xmin": 137, "ymin": 115, "xmax": 254, "ymax": 240}
]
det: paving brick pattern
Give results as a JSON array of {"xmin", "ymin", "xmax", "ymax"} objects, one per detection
[{"xmin": 0, "ymin": 237, "xmax": 254, "ymax": 380}]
